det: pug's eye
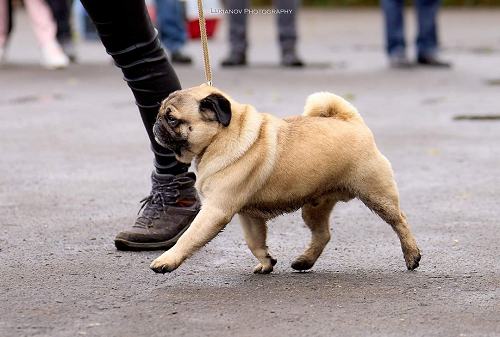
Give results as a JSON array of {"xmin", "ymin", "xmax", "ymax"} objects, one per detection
[{"xmin": 167, "ymin": 114, "xmax": 179, "ymax": 127}]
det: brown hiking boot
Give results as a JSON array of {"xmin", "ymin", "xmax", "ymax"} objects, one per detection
[{"xmin": 114, "ymin": 171, "xmax": 200, "ymax": 251}]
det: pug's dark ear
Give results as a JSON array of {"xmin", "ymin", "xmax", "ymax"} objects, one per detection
[{"xmin": 199, "ymin": 93, "xmax": 232, "ymax": 127}]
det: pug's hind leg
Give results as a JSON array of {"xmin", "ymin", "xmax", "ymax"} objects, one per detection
[
  {"xmin": 238, "ymin": 214, "xmax": 277, "ymax": 274},
  {"xmin": 292, "ymin": 195, "xmax": 337, "ymax": 271},
  {"xmin": 357, "ymin": 175, "xmax": 421, "ymax": 270}
]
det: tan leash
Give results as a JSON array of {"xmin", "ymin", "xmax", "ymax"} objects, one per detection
[{"xmin": 197, "ymin": 0, "xmax": 213, "ymax": 86}]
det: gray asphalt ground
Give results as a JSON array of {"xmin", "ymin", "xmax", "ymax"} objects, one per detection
[{"xmin": 1, "ymin": 7, "xmax": 500, "ymax": 337}]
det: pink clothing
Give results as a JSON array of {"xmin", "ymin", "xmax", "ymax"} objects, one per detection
[
  {"xmin": 0, "ymin": 0, "xmax": 7, "ymax": 47},
  {"xmin": 0, "ymin": 0, "xmax": 57, "ymax": 47},
  {"xmin": 24, "ymin": 0, "xmax": 57, "ymax": 45}
]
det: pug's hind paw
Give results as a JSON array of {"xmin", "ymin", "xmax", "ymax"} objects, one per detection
[
  {"xmin": 253, "ymin": 254, "xmax": 277, "ymax": 274},
  {"xmin": 291, "ymin": 256, "xmax": 315, "ymax": 271},
  {"xmin": 405, "ymin": 250, "xmax": 421, "ymax": 271}
]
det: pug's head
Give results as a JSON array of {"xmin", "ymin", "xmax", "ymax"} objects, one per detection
[{"xmin": 153, "ymin": 84, "xmax": 232, "ymax": 163}]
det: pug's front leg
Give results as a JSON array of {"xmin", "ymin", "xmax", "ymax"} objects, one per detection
[{"xmin": 150, "ymin": 203, "xmax": 233, "ymax": 273}]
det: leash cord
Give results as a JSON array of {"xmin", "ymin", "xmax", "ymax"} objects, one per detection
[{"xmin": 197, "ymin": 0, "xmax": 213, "ymax": 86}]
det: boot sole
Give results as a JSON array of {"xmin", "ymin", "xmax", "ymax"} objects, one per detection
[{"xmin": 114, "ymin": 225, "xmax": 190, "ymax": 251}]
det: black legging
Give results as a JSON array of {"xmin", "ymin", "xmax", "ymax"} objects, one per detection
[
  {"xmin": 6, "ymin": 0, "xmax": 13, "ymax": 38},
  {"xmin": 44, "ymin": 0, "xmax": 72, "ymax": 43},
  {"xmin": 80, "ymin": 0, "xmax": 188, "ymax": 175}
]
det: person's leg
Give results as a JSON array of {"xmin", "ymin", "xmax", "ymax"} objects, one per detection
[
  {"xmin": 381, "ymin": 0, "xmax": 411, "ymax": 67},
  {"xmin": 24, "ymin": 0, "xmax": 58, "ymax": 46},
  {"xmin": 0, "ymin": 0, "xmax": 9, "ymax": 48},
  {"xmin": 381, "ymin": 0, "xmax": 405, "ymax": 56},
  {"xmin": 0, "ymin": 0, "xmax": 8, "ymax": 63},
  {"xmin": 155, "ymin": 0, "xmax": 191, "ymax": 63},
  {"xmin": 274, "ymin": 0, "xmax": 303, "ymax": 67},
  {"xmin": 221, "ymin": 0, "xmax": 247, "ymax": 66},
  {"xmin": 24, "ymin": 0, "xmax": 69, "ymax": 68},
  {"xmin": 415, "ymin": 0, "xmax": 438, "ymax": 58},
  {"xmin": 7, "ymin": 0, "xmax": 12, "ymax": 36},
  {"xmin": 156, "ymin": 0, "xmax": 186, "ymax": 53},
  {"xmin": 44, "ymin": 0, "xmax": 71, "ymax": 41},
  {"xmin": 44, "ymin": 0, "xmax": 76, "ymax": 61},
  {"xmin": 80, "ymin": 0, "xmax": 200, "ymax": 250},
  {"xmin": 81, "ymin": 0, "xmax": 186, "ymax": 175},
  {"xmin": 415, "ymin": 0, "xmax": 449, "ymax": 66}
]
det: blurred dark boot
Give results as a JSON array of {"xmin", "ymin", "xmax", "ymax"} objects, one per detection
[
  {"xmin": 389, "ymin": 53, "xmax": 412, "ymax": 68},
  {"xmin": 417, "ymin": 53, "xmax": 451, "ymax": 68},
  {"xmin": 221, "ymin": 51, "xmax": 247, "ymax": 67},
  {"xmin": 59, "ymin": 38, "xmax": 77, "ymax": 63},
  {"xmin": 114, "ymin": 171, "xmax": 200, "ymax": 251},
  {"xmin": 171, "ymin": 50, "xmax": 192, "ymax": 64},
  {"xmin": 281, "ymin": 48, "xmax": 304, "ymax": 67}
]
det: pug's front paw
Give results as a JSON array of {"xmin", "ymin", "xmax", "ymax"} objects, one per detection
[
  {"xmin": 150, "ymin": 256, "xmax": 179, "ymax": 274},
  {"xmin": 253, "ymin": 263, "xmax": 274, "ymax": 274}
]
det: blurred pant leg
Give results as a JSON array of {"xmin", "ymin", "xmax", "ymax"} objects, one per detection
[
  {"xmin": 7, "ymin": 0, "xmax": 12, "ymax": 35},
  {"xmin": 225, "ymin": 0, "xmax": 247, "ymax": 54},
  {"xmin": 0, "ymin": 0, "xmax": 9, "ymax": 47},
  {"xmin": 44, "ymin": 0, "xmax": 72, "ymax": 42},
  {"xmin": 381, "ymin": 0, "xmax": 406, "ymax": 55},
  {"xmin": 80, "ymin": 0, "xmax": 188, "ymax": 174},
  {"xmin": 415, "ymin": 0, "xmax": 439, "ymax": 58},
  {"xmin": 156, "ymin": 0, "xmax": 187, "ymax": 53},
  {"xmin": 274, "ymin": 0, "xmax": 298, "ymax": 53},
  {"xmin": 24, "ymin": 0, "xmax": 58, "ymax": 46}
]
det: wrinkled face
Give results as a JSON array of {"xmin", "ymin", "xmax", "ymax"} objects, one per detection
[{"xmin": 153, "ymin": 85, "xmax": 232, "ymax": 163}]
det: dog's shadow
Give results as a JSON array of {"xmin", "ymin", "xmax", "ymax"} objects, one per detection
[{"xmin": 151, "ymin": 269, "xmax": 426, "ymax": 304}]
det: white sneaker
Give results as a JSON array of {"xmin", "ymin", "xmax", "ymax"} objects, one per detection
[{"xmin": 40, "ymin": 40, "xmax": 69, "ymax": 69}]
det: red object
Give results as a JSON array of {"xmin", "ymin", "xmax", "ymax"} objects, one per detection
[
  {"xmin": 187, "ymin": 18, "xmax": 219, "ymax": 39},
  {"xmin": 146, "ymin": 5, "xmax": 157, "ymax": 24}
]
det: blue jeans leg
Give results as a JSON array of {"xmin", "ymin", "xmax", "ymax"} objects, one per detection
[
  {"xmin": 156, "ymin": 0, "xmax": 187, "ymax": 53},
  {"xmin": 415, "ymin": 0, "xmax": 440, "ymax": 58},
  {"xmin": 381, "ymin": 0, "xmax": 406, "ymax": 56},
  {"xmin": 275, "ymin": 0, "xmax": 299, "ymax": 52}
]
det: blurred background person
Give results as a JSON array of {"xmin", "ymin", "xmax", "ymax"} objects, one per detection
[
  {"xmin": 0, "ymin": 0, "xmax": 11, "ymax": 63},
  {"xmin": 381, "ymin": 0, "xmax": 451, "ymax": 68},
  {"xmin": 45, "ymin": 0, "xmax": 77, "ymax": 62},
  {"xmin": 0, "ymin": 0, "xmax": 69, "ymax": 68},
  {"xmin": 156, "ymin": 0, "xmax": 192, "ymax": 64},
  {"xmin": 221, "ymin": 0, "xmax": 303, "ymax": 67}
]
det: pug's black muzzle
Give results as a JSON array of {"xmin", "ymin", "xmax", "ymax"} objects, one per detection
[{"xmin": 153, "ymin": 117, "xmax": 187, "ymax": 156}]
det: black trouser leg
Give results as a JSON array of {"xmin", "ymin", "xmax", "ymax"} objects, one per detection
[
  {"xmin": 7, "ymin": 0, "xmax": 13, "ymax": 37},
  {"xmin": 44, "ymin": 0, "xmax": 72, "ymax": 42},
  {"xmin": 226, "ymin": 0, "xmax": 248, "ymax": 54},
  {"xmin": 80, "ymin": 0, "xmax": 188, "ymax": 175}
]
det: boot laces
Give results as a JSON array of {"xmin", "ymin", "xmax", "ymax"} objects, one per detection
[{"xmin": 134, "ymin": 177, "xmax": 181, "ymax": 228}]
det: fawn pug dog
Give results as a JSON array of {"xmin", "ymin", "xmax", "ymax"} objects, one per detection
[{"xmin": 150, "ymin": 84, "xmax": 421, "ymax": 274}]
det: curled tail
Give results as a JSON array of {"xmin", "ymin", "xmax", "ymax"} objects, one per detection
[{"xmin": 303, "ymin": 92, "xmax": 363, "ymax": 123}]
